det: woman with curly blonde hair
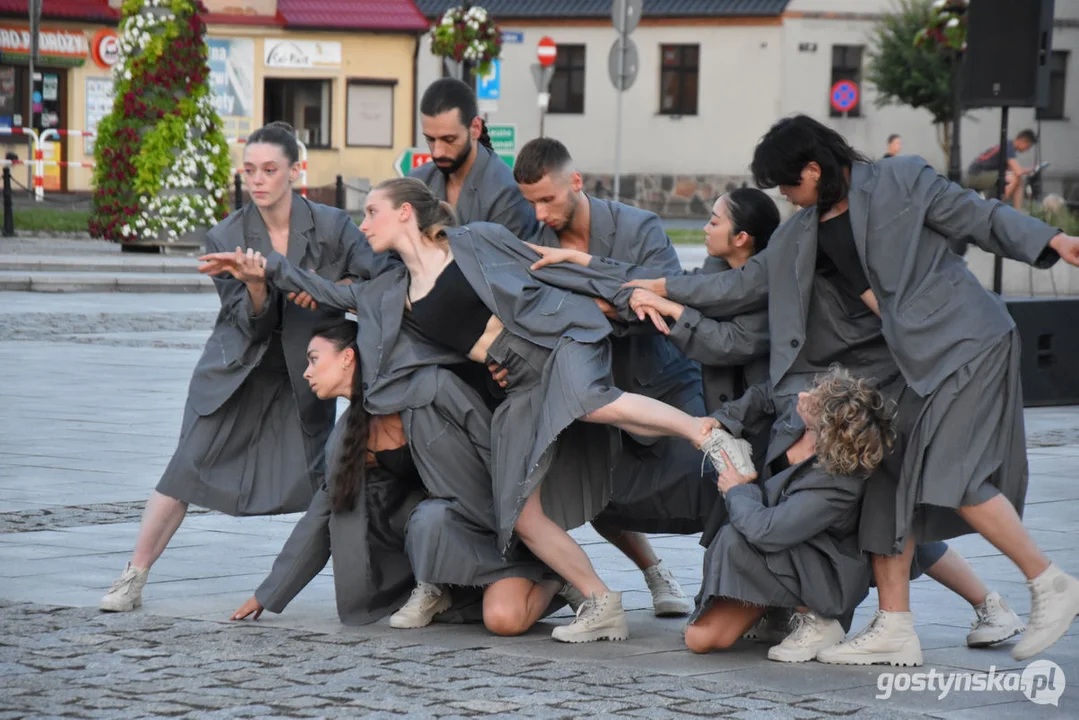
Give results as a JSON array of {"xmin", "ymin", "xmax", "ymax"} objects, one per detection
[{"xmin": 685, "ymin": 367, "xmax": 896, "ymax": 662}]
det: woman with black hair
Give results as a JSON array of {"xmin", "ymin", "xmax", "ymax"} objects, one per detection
[
  {"xmin": 99, "ymin": 122, "xmax": 388, "ymax": 614},
  {"xmin": 410, "ymin": 78, "xmax": 538, "ymax": 239},
  {"xmin": 623, "ymin": 114, "xmax": 1079, "ymax": 664}
]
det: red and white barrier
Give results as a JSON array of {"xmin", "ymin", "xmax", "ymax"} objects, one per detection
[{"xmin": 0, "ymin": 127, "xmax": 40, "ymax": 200}]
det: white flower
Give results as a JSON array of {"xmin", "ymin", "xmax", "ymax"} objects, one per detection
[
  {"xmin": 946, "ymin": 17, "xmax": 959, "ymax": 27},
  {"xmin": 934, "ymin": 0, "xmax": 947, "ymax": 7}
]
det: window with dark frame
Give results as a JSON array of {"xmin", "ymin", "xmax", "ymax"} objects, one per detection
[
  {"xmin": 659, "ymin": 44, "xmax": 699, "ymax": 116},
  {"xmin": 1037, "ymin": 50, "xmax": 1069, "ymax": 120},
  {"xmin": 829, "ymin": 44, "xmax": 864, "ymax": 118},
  {"xmin": 264, "ymin": 78, "xmax": 333, "ymax": 149},
  {"xmin": 346, "ymin": 80, "xmax": 395, "ymax": 148},
  {"xmin": 548, "ymin": 44, "xmax": 586, "ymax": 114}
]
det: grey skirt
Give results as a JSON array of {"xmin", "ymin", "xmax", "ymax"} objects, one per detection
[
  {"xmin": 486, "ymin": 330, "xmax": 623, "ymax": 552},
  {"xmin": 156, "ymin": 364, "xmax": 324, "ymax": 516},
  {"xmin": 859, "ymin": 329, "xmax": 1024, "ymax": 555}
]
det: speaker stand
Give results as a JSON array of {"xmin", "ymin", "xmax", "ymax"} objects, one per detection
[{"xmin": 993, "ymin": 106, "xmax": 1009, "ymax": 295}]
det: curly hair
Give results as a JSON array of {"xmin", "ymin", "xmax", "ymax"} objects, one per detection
[{"xmin": 805, "ymin": 367, "xmax": 896, "ymax": 478}]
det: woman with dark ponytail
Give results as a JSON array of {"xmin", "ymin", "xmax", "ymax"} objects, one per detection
[
  {"xmin": 100, "ymin": 121, "xmax": 390, "ymax": 614},
  {"xmin": 232, "ymin": 319, "xmax": 426, "ymax": 625}
]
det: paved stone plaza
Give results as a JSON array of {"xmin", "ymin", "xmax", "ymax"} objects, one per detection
[{"xmin": 2, "ymin": 290, "xmax": 1078, "ymax": 719}]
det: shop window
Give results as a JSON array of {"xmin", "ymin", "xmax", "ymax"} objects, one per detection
[
  {"xmin": 830, "ymin": 45, "xmax": 863, "ymax": 118},
  {"xmin": 264, "ymin": 78, "xmax": 332, "ymax": 149},
  {"xmin": 346, "ymin": 80, "xmax": 395, "ymax": 148},
  {"xmin": 1037, "ymin": 51, "xmax": 1069, "ymax": 121},
  {"xmin": 548, "ymin": 44, "xmax": 585, "ymax": 114},
  {"xmin": 659, "ymin": 44, "xmax": 698, "ymax": 116}
]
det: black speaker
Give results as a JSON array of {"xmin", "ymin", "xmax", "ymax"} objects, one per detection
[
  {"xmin": 1005, "ymin": 298, "xmax": 1079, "ymax": 407},
  {"xmin": 962, "ymin": 0, "xmax": 1055, "ymax": 108}
]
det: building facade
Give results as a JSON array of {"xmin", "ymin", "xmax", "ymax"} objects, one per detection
[
  {"xmin": 413, "ymin": 0, "xmax": 1079, "ymax": 217},
  {"xmin": 0, "ymin": 0, "xmax": 429, "ymax": 195}
]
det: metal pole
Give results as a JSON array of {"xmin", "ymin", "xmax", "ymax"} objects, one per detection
[
  {"xmin": 613, "ymin": 32, "xmax": 625, "ymax": 201},
  {"xmin": 948, "ymin": 51, "xmax": 963, "ymax": 184},
  {"xmin": 993, "ymin": 106, "xmax": 1009, "ymax": 295},
  {"xmin": 335, "ymin": 174, "xmax": 345, "ymax": 209},
  {"xmin": 234, "ymin": 172, "xmax": 243, "ymax": 211},
  {"xmin": 28, "ymin": 0, "xmax": 40, "ymax": 134},
  {"xmin": 539, "ymin": 106, "xmax": 545, "ymax": 138},
  {"xmin": 2, "ymin": 166, "xmax": 14, "ymax": 237}
]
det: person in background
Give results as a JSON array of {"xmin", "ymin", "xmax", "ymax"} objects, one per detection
[
  {"xmin": 882, "ymin": 134, "xmax": 902, "ymax": 159},
  {"xmin": 967, "ymin": 128, "xmax": 1037, "ymax": 209}
]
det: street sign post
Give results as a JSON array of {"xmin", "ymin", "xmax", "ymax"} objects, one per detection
[
  {"xmin": 533, "ymin": 39, "xmax": 557, "ymax": 137},
  {"xmin": 395, "ymin": 135, "xmax": 517, "ymax": 178},
  {"xmin": 537, "ymin": 36, "xmax": 557, "ymax": 67},
  {"xmin": 830, "ymin": 80, "xmax": 859, "ymax": 115},
  {"xmin": 611, "ymin": 0, "xmax": 642, "ymax": 201},
  {"xmin": 477, "ymin": 59, "xmax": 501, "ymax": 113}
]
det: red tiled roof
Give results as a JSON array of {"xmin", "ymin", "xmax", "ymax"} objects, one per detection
[
  {"xmin": 277, "ymin": 0, "xmax": 429, "ymax": 32},
  {"xmin": 0, "ymin": 0, "xmax": 119, "ymax": 23}
]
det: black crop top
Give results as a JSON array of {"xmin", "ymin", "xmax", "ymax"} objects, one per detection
[
  {"xmin": 409, "ymin": 260, "xmax": 492, "ymax": 357},
  {"xmin": 816, "ymin": 211, "xmax": 871, "ymax": 301}
]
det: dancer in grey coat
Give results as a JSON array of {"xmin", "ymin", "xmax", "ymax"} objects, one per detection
[
  {"xmin": 100, "ymin": 123, "xmax": 387, "ymax": 614},
  {"xmin": 410, "ymin": 78, "xmax": 538, "ymax": 239},
  {"xmin": 205, "ymin": 177, "xmax": 722, "ymax": 643},
  {"xmin": 622, "ymin": 115, "xmax": 1079, "ymax": 664},
  {"xmin": 230, "ymin": 320, "xmax": 559, "ymax": 634}
]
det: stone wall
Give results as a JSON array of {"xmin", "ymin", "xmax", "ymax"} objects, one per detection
[{"xmin": 580, "ymin": 173, "xmax": 754, "ymax": 219}]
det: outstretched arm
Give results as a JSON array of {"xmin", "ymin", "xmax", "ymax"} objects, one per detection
[
  {"xmin": 250, "ymin": 486, "xmax": 333, "ymax": 615},
  {"xmin": 203, "ymin": 233, "xmax": 280, "ymax": 342}
]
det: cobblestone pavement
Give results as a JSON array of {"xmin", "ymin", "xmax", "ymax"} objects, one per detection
[{"xmin": 2, "ymin": 291, "xmax": 1078, "ymax": 719}]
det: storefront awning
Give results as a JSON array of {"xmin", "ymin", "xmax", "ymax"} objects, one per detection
[
  {"xmin": 277, "ymin": 0, "xmax": 429, "ymax": 33},
  {"xmin": 0, "ymin": 0, "xmax": 119, "ymax": 24}
]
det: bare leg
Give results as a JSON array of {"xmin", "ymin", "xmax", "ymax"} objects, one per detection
[
  {"xmin": 924, "ymin": 548, "xmax": 991, "ymax": 607},
  {"xmin": 130, "ymin": 491, "xmax": 189, "ymax": 570},
  {"xmin": 483, "ymin": 577, "xmax": 562, "ymax": 636},
  {"xmin": 957, "ymin": 495, "xmax": 1050, "ymax": 580},
  {"xmin": 872, "ymin": 536, "xmax": 915, "ymax": 612},
  {"xmin": 591, "ymin": 518, "xmax": 659, "ymax": 572},
  {"xmin": 685, "ymin": 598, "xmax": 765, "ymax": 653},
  {"xmin": 583, "ymin": 393, "xmax": 709, "ymax": 446},
  {"xmin": 515, "ymin": 491, "xmax": 608, "ymax": 597}
]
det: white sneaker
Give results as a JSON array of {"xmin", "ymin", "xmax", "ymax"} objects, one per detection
[
  {"xmin": 816, "ymin": 610, "xmax": 923, "ymax": 667},
  {"xmin": 701, "ymin": 428, "xmax": 755, "ymax": 476},
  {"xmin": 643, "ymin": 561, "xmax": 691, "ymax": 617},
  {"xmin": 389, "ymin": 583, "xmax": 451, "ymax": 629},
  {"xmin": 1013, "ymin": 563, "xmax": 1079, "ymax": 660},
  {"xmin": 743, "ymin": 608, "xmax": 794, "ymax": 643},
  {"xmin": 551, "ymin": 591, "xmax": 630, "ymax": 643},
  {"xmin": 558, "ymin": 582, "xmax": 588, "ymax": 614},
  {"xmin": 967, "ymin": 591, "xmax": 1025, "ymax": 648},
  {"xmin": 99, "ymin": 563, "xmax": 149, "ymax": 613},
  {"xmin": 767, "ymin": 611, "xmax": 846, "ymax": 663}
]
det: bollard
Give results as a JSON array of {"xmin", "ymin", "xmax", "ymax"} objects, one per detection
[
  {"xmin": 335, "ymin": 175, "xmax": 345, "ymax": 210},
  {"xmin": 234, "ymin": 172, "xmax": 243, "ymax": 210},
  {"xmin": 2, "ymin": 166, "xmax": 14, "ymax": 237}
]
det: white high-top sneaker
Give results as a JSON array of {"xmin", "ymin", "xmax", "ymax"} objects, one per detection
[
  {"xmin": 643, "ymin": 561, "xmax": 691, "ymax": 617},
  {"xmin": 99, "ymin": 563, "xmax": 150, "ymax": 613},
  {"xmin": 967, "ymin": 591, "xmax": 1025, "ymax": 648},
  {"xmin": 551, "ymin": 591, "xmax": 630, "ymax": 643},
  {"xmin": 389, "ymin": 583, "xmax": 451, "ymax": 629},
  {"xmin": 1013, "ymin": 563, "xmax": 1079, "ymax": 660},
  {"xmin": 701, "ymin": 428, "xmax": 755, "ymax": 476},
  {"xmin": 767, "ymin": 611, "xmax": 846, "ymax": 663},
  {"xmin": 815, "ymin": 610, "xmax": 923, "ymax": 667}
]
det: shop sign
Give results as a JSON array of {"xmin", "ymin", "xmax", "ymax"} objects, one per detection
[
  {"xmin": 264, "ymin": 39, "xmax": 341, "ymax": 69},
  {"xmin": 0, "ymin": 25, "xmax": 88, "ymax": 67},
  {"xmin": 91, "ymin": 29, "xmax": 120, "ymax": 69}
]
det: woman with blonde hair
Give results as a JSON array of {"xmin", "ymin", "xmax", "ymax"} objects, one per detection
[
  {"xmin": 685, "ymin": 367, "xmax": 894, "ymax": 662},
  {"xmin": 201, "ymin": 176, "xmax": 727, "ymax": 643}
]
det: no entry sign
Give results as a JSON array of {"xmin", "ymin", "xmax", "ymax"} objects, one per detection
[
  {"xmin": 830, "ymin": 80, "xmax": 859, "ymax": 114},
  {"xmin": 537, "ymin": 36, "xmax": 557, "ymax": 67}
]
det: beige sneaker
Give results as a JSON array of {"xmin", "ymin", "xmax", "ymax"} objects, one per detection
[
  {"xmin": 816, "ymin": 610, "xmax": 923, "ymax": 667},
  {"xmin": 767, "ymin": 611, "xmax": 845, "ymax": 663},
  {"xmin": 551, "ymin": 591, "xmax": 630, "ymax": 643},
  {"xmin": 967, "ymin": 591, "xmax": 1025, "ymax": 648},
  {"xmin": 701, "ymin": 428, "xmax": 755, "ymax": 476},
  {"xmin": 643, "ymin": 561, "xmax": 691, "ymax": 617},
  {"xmin": 389, "ymin": 583, "xmax": 451, "ymax": 629},
  {"xmin": 99, "ymin": 563, "xmax": 149, "ymax": 613},
  {"xmin": 1013, "ymin": 563, "xmax": 1079, "ymax": 660}
]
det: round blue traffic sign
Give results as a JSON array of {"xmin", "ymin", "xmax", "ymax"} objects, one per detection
[{"xmin": 830, "ymin": 80, "xmax": 859, "ymax": 113}]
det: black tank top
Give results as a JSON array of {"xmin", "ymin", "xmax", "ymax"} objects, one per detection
[{"xmin": 409, "ymin": 260, "xmax": 492, "ymax": 357}]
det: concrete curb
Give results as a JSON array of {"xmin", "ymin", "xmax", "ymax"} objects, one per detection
[
  {"xmin": 0, "ymin": 255, "xmax": 201, "ymax": 274},
  {"xmin": 0, "ymin": 271, "xmax": 215, "ymax": 293}
]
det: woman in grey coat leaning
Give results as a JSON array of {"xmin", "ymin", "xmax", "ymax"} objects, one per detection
[
  {"xmin": 204, "ymin": 177, "xmax": 728, "ymax": 644},
  {"xmin": 229, "ymin": 319, "xmax": 560, "ymax": 635},
  {"xmin": 623, "ymin": 115, "xmax": 1079, "ymax": 664},
  {"xmin": 100, "ymin": 122, "xmax": 388, "ymax": 613}
]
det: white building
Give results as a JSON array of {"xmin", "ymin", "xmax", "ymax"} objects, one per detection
[{"xmin": 413, "ymin": 0, "xmax": 1079, "ymax": 217}]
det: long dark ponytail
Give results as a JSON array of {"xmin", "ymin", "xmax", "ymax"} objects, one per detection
[{"xmin": 311, "ymin": 319, "xmax": 368, "ymax": 513}]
